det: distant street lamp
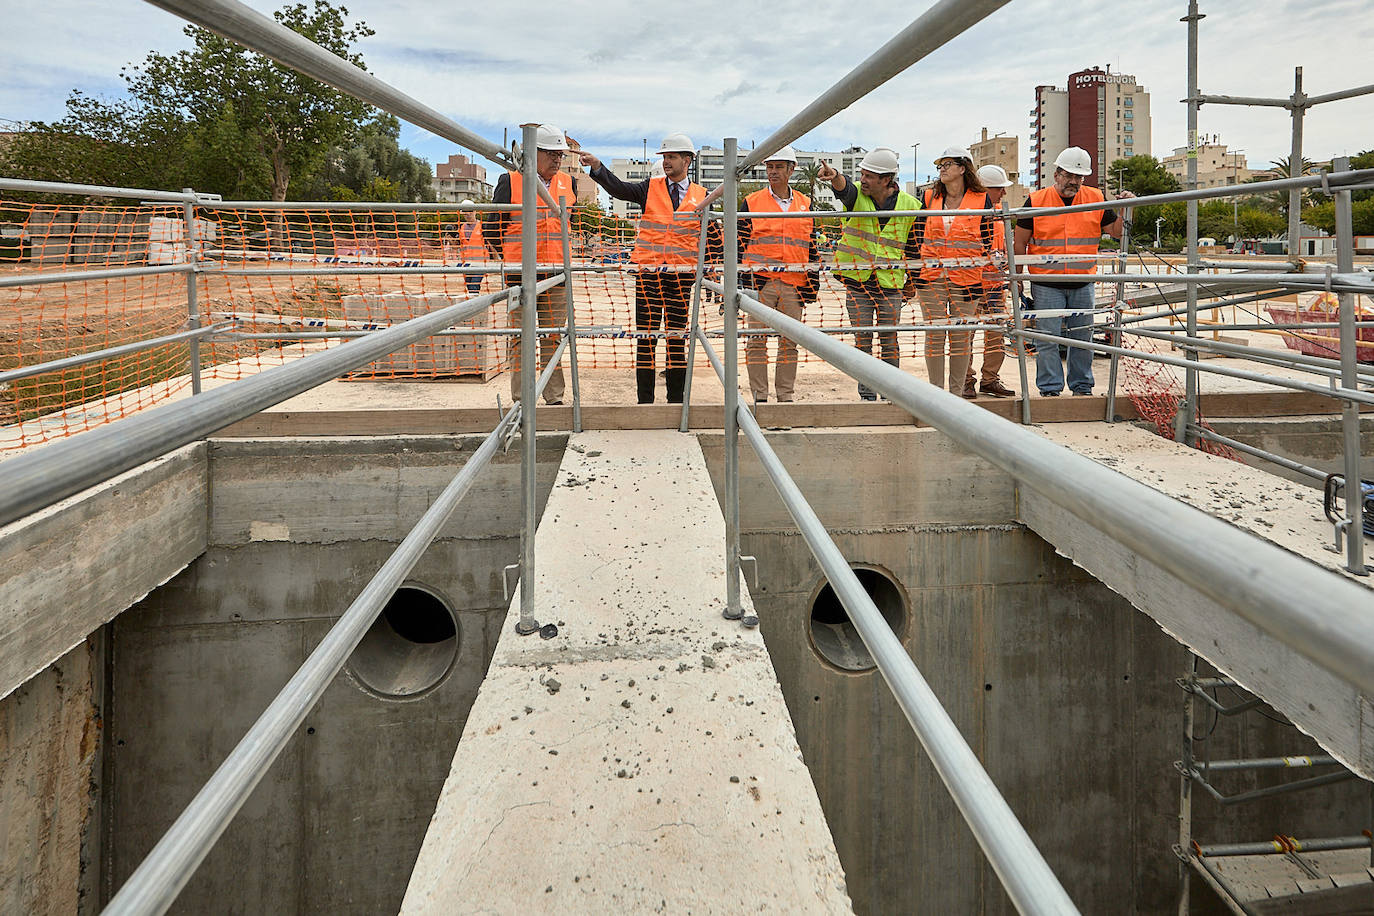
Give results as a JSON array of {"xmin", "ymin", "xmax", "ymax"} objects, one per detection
[
  {"xmin": 1155, "ymin": 216, "xmax": 1165, "ymax": 248},
  {"xmin": 912, "ymin": 142, "xmax": 920, "ymax": 189},
  {"xmin": 1231, "ymin": 149, "xmax": 1244, "ymax": 243}
]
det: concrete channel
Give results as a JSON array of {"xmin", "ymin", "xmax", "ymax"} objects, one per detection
[{"xmin": 1, "ymin": 417, "xmax": 1370, "ymax": 914}]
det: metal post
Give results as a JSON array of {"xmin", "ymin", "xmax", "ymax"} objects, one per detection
[
  {"xmin": 679, "ymin": 217, "xmax": 711, "ymax": 433},
  {"xmin": 1001, "ymin": 199, "xmax": 1031, "ymax": 424},
  {"xmin": 1288, "ymin": 67, "xmax": 1306, "ymax": 257},
  {"xmin": 560, "ymin": 206, "xmax": 583, "ymax": 433},
  {"xmin": 1332, "ymin": 156, "xmax": 1367, "ymax": 576},
  {"xmin": 1179, "ymin": 0, "xmax": 1203, "ymax": 446},
  {"xmin": 182, "ymin": 190, "xmax": 203, "ymax": 395},
  {"xmin": 1177, "ymin": 656, "xmax": 1197, "ymax": 916},
  {"xmin": 515, "ymin": 123, "xmax": 541, "ymax": 636},
  {"xmin": 1105, "ymin": 217, "xmax": 1130, "ymax": 422},
  {"xmin": 722, "ymin": 138, "xmax": 746, "ymax": 624}
]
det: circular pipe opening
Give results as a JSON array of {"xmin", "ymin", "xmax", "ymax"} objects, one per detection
[
  {"xmin": 348, "ymin": 585, "xmax": 459, "ymax": 700},
  {"xmin": 807, "ymin": 566, "xmax": 907, "ymax": 672}
]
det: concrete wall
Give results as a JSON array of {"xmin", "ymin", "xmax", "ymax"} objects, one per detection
[
  {"xmin": 699, "ymin": 427, "xmax": 1369, "ymax": 915},
  {"xmin": 101, "ymin": 434, "xmax": 566, "ymax": 913},
  {"xmin": 1206, "ymin": 416, "xmax": 1373, "ymax": 487},
  {"xmin": 0, "ymin": 638, "xmax": 103, "ymax": 914}
]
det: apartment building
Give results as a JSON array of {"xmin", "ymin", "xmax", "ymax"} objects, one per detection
[
  {"xmin": 1162, "ymin": 136, "xmax": 1256, "ymax": 188},
  {"xmin": 431, "ymin": 153, "xmax": 492, "ymax": 203}
]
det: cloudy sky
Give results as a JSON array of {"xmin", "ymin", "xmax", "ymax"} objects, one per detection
[{"xmin": 5, "ymin": 0, "xmax": 1372, "ymax": 187}]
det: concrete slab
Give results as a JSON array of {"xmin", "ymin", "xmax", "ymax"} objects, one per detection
[
  {"xmin": 0, "ymin": 443, "xmax": 207, "ymax": 700},
  {"xmin": 402, "ymin": 430, "xmax": 850, "ymax": 914},
  {"xmin": 1019, "ymin": 422, "xmax": 1374, "ymax": 777}
]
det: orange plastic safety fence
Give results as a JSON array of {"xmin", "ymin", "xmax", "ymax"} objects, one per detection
[
  {"xmin": 1117, "ymin": 323, "xmax": 1239, "ymax": 460},
  {"xmin": 1, "ymin": 199, "xmax": 1019, "ymax": 449}
]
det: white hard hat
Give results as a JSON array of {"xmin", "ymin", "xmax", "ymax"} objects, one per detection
[
  {"xmin": 763, "ymin": 145, "xmax": 798, "ymax": 164},
  {"xmin": 658, "ymin": 132, "xmax": 695, "ymax": 155},
  {"xmin": 1053, "ymin": 146, "xmax": 1093, "ymax": 176},
  {"xmin": 934, "ymin": 146, "xmax": 973, "ymax": 164},
  {"xmin": 976, "ymin": 165, "xmax": 1012, "ymax": 188},
  {"xmin": 536, "ymin": 124, "xmax": 570, "ymax": 151},
  {"xmin": 858, "ymin": 147, "xmax": 900, "ymax": 174},
  {"xmin": 460, "ymin": 198, "xmax": 475, "ymax": 205}
]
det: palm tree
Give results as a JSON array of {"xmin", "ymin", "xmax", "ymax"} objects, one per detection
[
  {"xmin": 795, "ymin": 161, "xmax": 824, "ymax": 202},
  {"xmin": 1271, "ymin": 155, "xmax": 1318, "ymax": 213}
]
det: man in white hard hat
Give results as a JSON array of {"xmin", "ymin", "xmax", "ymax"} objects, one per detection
[
  {"xmin": 580, "ymin": 133, "xmax": 719, "ymax": 403},
  {"xmin": 738, "ymin": 146, "xmax": 818, "ymax": 404},
  {"xmin": 961, "ymin": 164, "xmax": 1015, "ymax": 398},
  {"xmin": 817, "ymin": 148, "xmax": 922, "ymax": 401},
  {"xmin": 486, "ymin": 123, "xmax": 578, "ymax": 405},
  {"xmin": 1013, "ymin": 147, "xmax": 1133, "ymax": 397}
]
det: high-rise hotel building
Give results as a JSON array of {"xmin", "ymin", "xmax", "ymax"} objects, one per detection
[{"xmin": 1030, "ymin": 66, "xmax": 1151, "ymax": 189}]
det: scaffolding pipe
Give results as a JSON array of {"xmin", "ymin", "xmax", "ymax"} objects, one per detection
[
  {"xmin": 0, "ymin": 276, "xmax": 561, "ymax": 528},
  {"xmin": 0, "ymin": 263, "xmax": 194, "ymax": 289},
  {"xmin": 1195, "ymin": 835, "xmax": 1372, "ymax": 858},
  {"xmin": 1125, "ymin": 326, "xmax": 1374, "ymax": 381},
  {"xmin": 722, "ymin": 138, "xmax": 744, "ymax": 622},
  {"xmin": 1199, "ymin": 755, "xmax": 1341, "ymax": 772},
  {"xmin": 0, "ymin": 323, "xmax": 230, "ymax": 385},
  {"xmin": 1182, "ymin": 0, "xmax": 1202, "ymax": 446},
  {"xmin": 692, "ymin": 330, "xmax": 1077, "ymax": 914},
  {"xmin": 0, "ymin": 177, "xmax": 197, "ymax": 202},
  {"xmin": 516, "ymin": 123, "xmax": 540, "ymax": 635},
  {"xmin": 1014, "ymin": 327, "xmax": 1374, "ymax": 407},
  {"xmin": 1333, "ymin": 157, "xmax": 1367, "ymax": 575},
  {"xmin": 182, "ymin": 190, "xmax": 203, "ymax": 395},
  {"xmin": 718, "ymin": 281, "xmax": 1374, "ymax": 698},
  {"xmin": 740, "ymin": 0, "xmax": 1011, "ymax": 171},
  {"xmin": 1289, "ymin": 68, "xmax": 1306, "ymax": 257},
  {"xmin": 560, "ymin": 207, "xmax": 583, "ymax": 433},
  {"xmin": 101, "ymin": 403, "xmax": 521, "ymax": 916}
]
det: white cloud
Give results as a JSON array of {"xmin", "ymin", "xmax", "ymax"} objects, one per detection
[{"xmin": 4, "ymin": 0, "xmax": 1370, "ymax": 184}]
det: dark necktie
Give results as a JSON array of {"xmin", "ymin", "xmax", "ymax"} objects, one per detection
[{"xmin": 669, "ymin": 182, "xmax": 680, "ymax": 209}]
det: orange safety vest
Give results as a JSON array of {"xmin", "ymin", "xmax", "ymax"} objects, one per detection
[
  {"xmin": 502, "ymin": 170, "xmax": 577, "ymax": 264},
  {"xmin": 742, "ymin": 188, "xmax": 812, "ymax": 288},
  {"xmin": 1026, "ymin": 185, "xmax": 1105, "ymax": 275},
  {"xmin": 981, "ymin": 213, "xmax": 1006, "ymax": 290},
  {"xmin": 458, "ymin": 221, "xmax": 485, "ymax": 261},
  {"xmin": 920, "ymin": 189, "xmax": 992, "ymax": 287},
  {"xmin": 631, "ymin": 177, "xmax": 707, "ymax": 266}
]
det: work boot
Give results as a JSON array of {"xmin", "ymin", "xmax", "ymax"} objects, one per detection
[
  {"xmin": 962, "ymin": 378, "xmax": 977, "ymax": 399},
  {"xmin": 636, "ymin": 368, "xmax": 656, "ymax": 404},
  {"xmin": 980, "ymin": 379, "xmax": 1015, "ymax": 398},
  {"xmin": 664, "ymin": 368, "xmax": 687, "ymax": 404}
]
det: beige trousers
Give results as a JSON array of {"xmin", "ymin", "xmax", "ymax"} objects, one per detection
[
  {"xmin": 508, "ymin": 283, "xmax": 567, "ymax": 404},
  {"xmin": 916, "ymin": 279, "xmax": 979, "ymax": 392},
  {"xmin": 746, "ymin": 279, "xmax": 804, "ymax": 401}
]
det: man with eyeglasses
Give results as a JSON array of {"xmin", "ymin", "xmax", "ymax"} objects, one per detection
[
  {"xmin": 487, "ymin": 123, "xmax": 578, "ymax": 406},
  {"xmin": 1013, "ymin": 146, "xmax": 1133, "ymax": 397}
]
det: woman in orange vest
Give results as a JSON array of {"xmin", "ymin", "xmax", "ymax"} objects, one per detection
[
  {"xmin": 739, "ymin": 146, "xmax": 817, "ymax": 404},
  {"xmin": 456, "ymin": 202, "xmax": 485, "ymax": 296},
  {"xmin": 917, "ymin": 147, "xmax": 993, "ymax": 395},
  {"xmin": 580, "ymin": 133, "xmax": 720, "ymax": 404},
  {"xmin": 966, "ymin": 165, "xmax": 1016, "ymax": 399}
]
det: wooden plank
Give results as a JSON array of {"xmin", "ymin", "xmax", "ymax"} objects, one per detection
[
  {"xmin": 211, "ymin": 389, "xmax": 1367, "ymax": 439},
  {"xmin": 1251, "ymin": 883, "xmax": 1374, "ymax": 915}
]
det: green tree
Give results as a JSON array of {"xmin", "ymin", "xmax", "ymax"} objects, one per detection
[
  {"xmin": 1302, "ymin": 199, "xmax": 1374, "ymax": 236},
  {"xmin": 1, "ymin": 1, "xmax": 381, "ymax": 201},
  {"xmin": 302, "ymin": 115, "xmax": 436, "ymax": 202},
  {"xmin": 1106, "ymin": 155, "xmax": 1180, "ymax": 197}
]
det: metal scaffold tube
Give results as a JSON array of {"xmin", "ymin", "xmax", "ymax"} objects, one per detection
[
  {"xmin": 716, "ymin": 281, "xmax": 1374, "ymax": 699},
  {"xmin": 739, "ymin": 0, "xmax": 1011, "ymax": 172},
  {"xmin": 721, "ymin": 138, "xmax": 746, "ymax": 624},
  {"xmin": 100, "ymin": 403, "xmax": 522, "ymax": 916},
  {"xmin": 516, "ymin": 123, "xmax": 541, "ymax": 636},
  {"xmin": 0, "ymin": 276, "xmax": 562, "ymax": 528},
  {"xmin": 1332, "ymin": 156, "xmax": 1367, "ymax": 575}
]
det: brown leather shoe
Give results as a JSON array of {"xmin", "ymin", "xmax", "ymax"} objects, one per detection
[
  {"xmin": 980, "ymin": 379, "xmax": 1016, "ymax": 398},
  {"xmin": 962, "ymin": 379, "xmax": 977, "ymax": 399}
]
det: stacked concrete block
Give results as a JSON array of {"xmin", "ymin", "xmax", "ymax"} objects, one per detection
[
  {"xmin": 341, "ymin": 292, "xmax": 498, "ymax": 379},
  {"xmin": 25, "ymin": 210, "xmax": 74, "ymax": 265},
  {"xmin": 147, "ymin": 216, "xmax": 218, "ymax": 265}
]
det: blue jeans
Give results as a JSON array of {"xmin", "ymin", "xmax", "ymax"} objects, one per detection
[{"xmin": 1028, "ymin": 283, "xmax": 1095, "ymax": 394}]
